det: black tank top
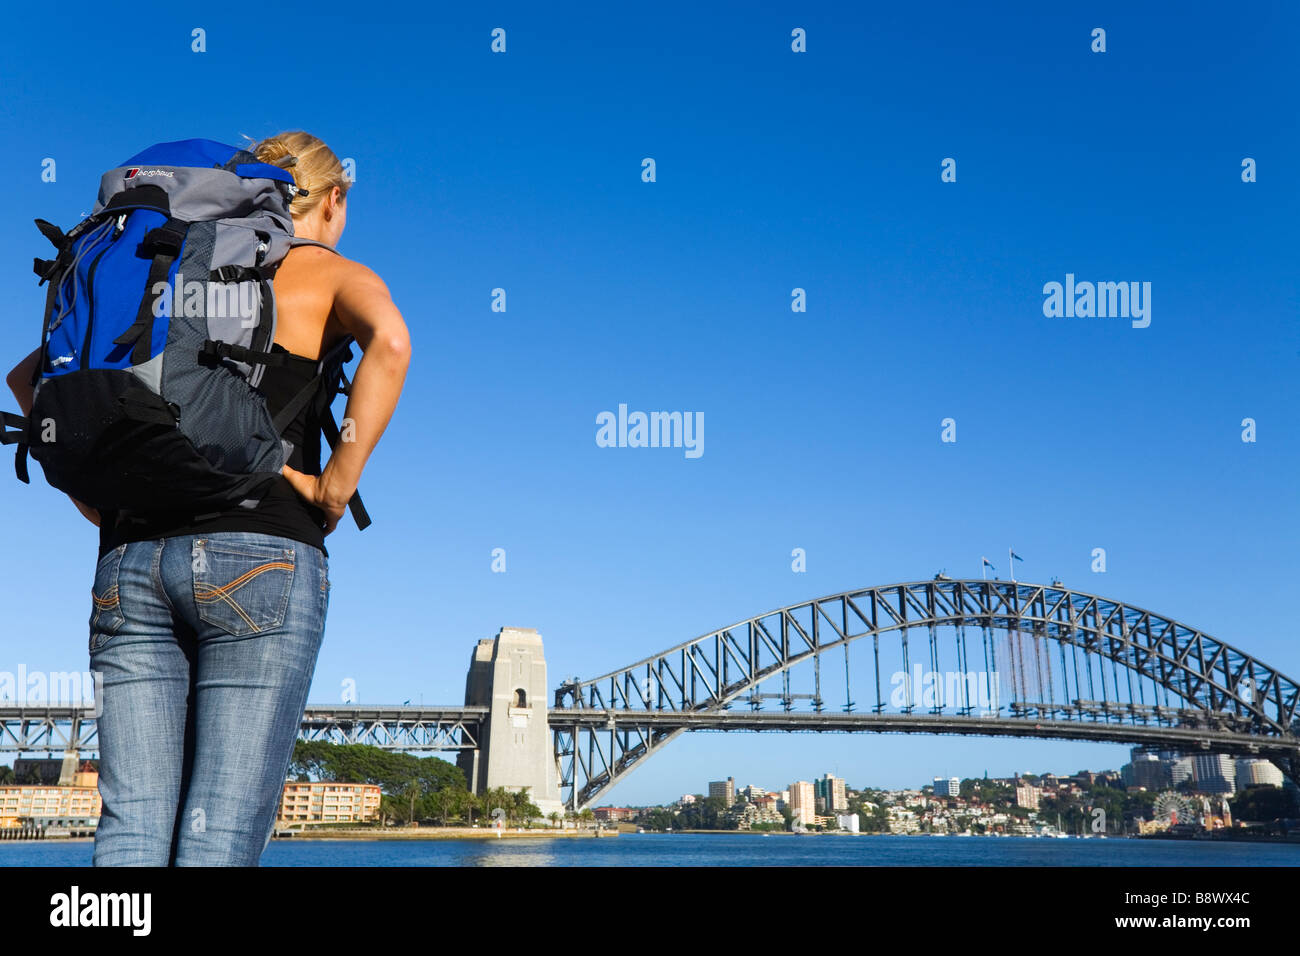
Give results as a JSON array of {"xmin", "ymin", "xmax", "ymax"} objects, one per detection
[{"xmin": 96, "ymin": 343, "xmax": 328, "ymax": 561}]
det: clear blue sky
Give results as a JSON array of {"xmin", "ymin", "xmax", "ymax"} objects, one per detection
[{"xmin": 0, "ymin": 2, "xmax": 1296, "ymax": 803}]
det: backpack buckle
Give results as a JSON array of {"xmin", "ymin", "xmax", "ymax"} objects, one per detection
[{"xmin": 198, "ymin": 339, "xmax": 233, "ymax": 362}]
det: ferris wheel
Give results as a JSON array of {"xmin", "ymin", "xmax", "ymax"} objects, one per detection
[{"xmin": 1153, "ymin": 791, "xmax": 1198, "ymax": 825}]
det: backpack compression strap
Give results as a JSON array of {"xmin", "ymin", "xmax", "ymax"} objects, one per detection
[
  {"xmin": 0, "ymin": 412, "xmax": 29, "ymax": 483},
  {"xmin": 4, "ymin": 216, "xmax": 85, "ymax": 484},
  {"xmin": 199, "ymin": 333, "xmax": 371, "ymax": 531},
  {"xmin": 113, "ymin": 218, "xmax": 189, "ymax": 365}
]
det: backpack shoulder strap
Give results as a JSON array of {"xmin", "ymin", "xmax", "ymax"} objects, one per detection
[
  {"xmin": 287, "ymin": 237, "xmax": 339, "ymax": 253},
  {"xmin": 270, "ymin": 333, "xmax": 371, "ymax": 531},
  {"xmin": 320, "ymin": 403, "xmax": 372, "ymax": 531},
  {"xmin": 276, "ymin": 238, "xmax": 371, "ymax": 529},
  {"xmin": 270, "ymin": 334, "xmax": 354, "ymax": 434}
]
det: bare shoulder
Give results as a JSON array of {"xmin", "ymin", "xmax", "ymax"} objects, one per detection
[
  {"xmin": 332, "ymin": 254, "xmax": 392, "ymax": 298},
  {"xmin": 327, "ymin": 255, "xmax": 405, "ymax": 346},
  {"xmin": 281, "ymin": 246, "xmax": 390, "ymax": 297}
]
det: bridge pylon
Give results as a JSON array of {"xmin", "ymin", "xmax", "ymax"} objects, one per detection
[{"xmin": 456, "ymin": 627, "xmax": 565, "ymax": 821}]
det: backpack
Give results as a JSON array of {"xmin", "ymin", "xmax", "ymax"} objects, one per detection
[{"xmin": 0, "ymin": 138, "xmax": 370, "ymax": 529}]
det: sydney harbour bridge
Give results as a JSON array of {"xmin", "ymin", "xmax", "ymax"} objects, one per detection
[{"xmin": 4, "ymin": 579, "xmax": 1298, "ymax": 812}]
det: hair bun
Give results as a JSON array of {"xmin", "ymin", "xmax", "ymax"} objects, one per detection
[{"xmin": 249, "ymin": 130, "xmax": 349, "ymax": 216}]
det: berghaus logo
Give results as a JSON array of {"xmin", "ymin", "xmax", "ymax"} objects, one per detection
[{"xmin": 123, "ymin": 167, "xmax": 174, "ymax": 180}]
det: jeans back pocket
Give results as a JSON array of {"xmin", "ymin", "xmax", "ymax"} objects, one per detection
[
  {"xmin": 192, "ymin": 538, "xmax": 296, "ymax": 637},
  {"xmin": 89, "ymin": 544, "xmax": 128, "ymax": 652}
]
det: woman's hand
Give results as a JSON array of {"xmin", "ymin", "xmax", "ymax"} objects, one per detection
[{"xmin": 280, "ymin": 464, "xmax": 349, "ymax": 535}]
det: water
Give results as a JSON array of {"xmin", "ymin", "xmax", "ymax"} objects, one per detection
[{"xmin": 4, "ymin": 834, "xmax": 1299, "ymax": 866}]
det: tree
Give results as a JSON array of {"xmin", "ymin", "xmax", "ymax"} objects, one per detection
[
  {"xmin": 400, "ymin": 778, "xmax": 420, "ymax": 824},
  {"xmin": 481, "ymin": 786, "xmax": 512, "ymax": 824},
  {"xmin": 1231, "ymin": 785, "xmax": 1299, "ymax": 822},
  {"xmin": 510, "ymin": 787, "xmax": 543, "ymax": 826},
  {"xmin": 857, "ymin": 804, "xmax": 889, "ymax": 833},
  {"xmin": 641, "ymin": 808, "xmax": 674, "ymax": 831},
  {"xmin": 429, "ymin": 786, "xmax": 472, "ymax": 826}
]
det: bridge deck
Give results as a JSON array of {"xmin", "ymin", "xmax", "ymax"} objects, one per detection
[{"xmin": 547, "ymin": 708, "xmax": 1300, "ymax": 757}]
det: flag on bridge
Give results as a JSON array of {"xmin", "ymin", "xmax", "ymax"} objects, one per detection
[{"xmin": 982, "ymin": 556, "xmax": 996, "ymax": 569}]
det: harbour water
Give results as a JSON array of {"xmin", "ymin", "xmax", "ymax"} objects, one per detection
[{"xmin": 4, "ymin": 833, "xmax": 1299, "ymax": 867}]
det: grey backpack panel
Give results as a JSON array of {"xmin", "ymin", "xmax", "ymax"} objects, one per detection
[
  {"xmin": 163, "ymin": 219, "xmax": 285, "ymax": 475},
  {"xmin": 94, "ymin": 165, "xmax": 293, "ymax": 230}
]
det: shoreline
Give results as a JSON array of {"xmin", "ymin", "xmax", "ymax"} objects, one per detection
[
  {"xmin": 3, "ymin": 830, "xmax": 1298, "ymax": 847},
  {"xmin": 1137, "ymin": 831, "xmax": 1300, "ymax": 846},
  {"xmin": 272, "ymin": 827, "xmax": 615, "ymax": 840}
]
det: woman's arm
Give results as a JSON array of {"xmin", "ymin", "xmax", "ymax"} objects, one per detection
[
  {"xmin": 6, "ymin": 347, "xmax": 101, "ymax": 526},
  {"xmin": 6, "ymin": 347, "xmax": 39, "ymax": 414},
  {"xmin": 280, "ymin": 260, "xmax": 411, "ymax": 534}
]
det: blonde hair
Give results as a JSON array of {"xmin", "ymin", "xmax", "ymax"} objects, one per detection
[{"xmin": 248, "ymin": 130, "xmax": 350, "ymax": 217}]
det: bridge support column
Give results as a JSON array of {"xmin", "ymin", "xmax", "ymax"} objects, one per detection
[
  {"xmin": 456, "ymin": 627, "xmax": 565, "ymax": 822},
  {"xmin": 56, "ymin": 748, "xmax": 80, "ymax": 787},
  {"xmin": 1285, "ymin": 756, "xmax": 1300, "ymax": 792}
]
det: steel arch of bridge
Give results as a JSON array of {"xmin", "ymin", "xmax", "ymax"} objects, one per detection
[{"xmin": 551, "ymin": 579, "xmax": 1300, "ymax": 809}]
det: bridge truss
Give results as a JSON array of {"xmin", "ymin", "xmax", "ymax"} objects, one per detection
[
  {"xmin": 0, "ymin": 705, "xmax": 486, "ymax": 755},
  {"xmin": 551, "ymin": 580, "xmax": 1300, "ymax": 809}
]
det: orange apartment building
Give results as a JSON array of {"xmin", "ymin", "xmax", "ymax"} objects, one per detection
[
  {"xmin": 278, "ymin": 781, "xmax": 383, "ymax": 825},
  {"xmin": 0, "ymin": 762, "xmax": 102, "ymax": 831},
  {"xmin": 2, "ymin": 762, "xmax": 379, "ymax": 831}
]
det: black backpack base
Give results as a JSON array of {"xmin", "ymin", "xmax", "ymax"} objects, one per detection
[{"xmin": 27, "ymin": 368, "xmax": 281, "ymax": 515}]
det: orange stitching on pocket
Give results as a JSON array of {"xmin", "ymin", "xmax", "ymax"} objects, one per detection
[
  {"xmin": 208, "ymin": 591, "xmax": 258, "ymax": 632},
  {"xmin": 194, "ymin": 561, "xmax": 295, "ymax": 634},
  {"xmin": 194, "ymin": 561, "xmax": 294, "ymax": 598}
]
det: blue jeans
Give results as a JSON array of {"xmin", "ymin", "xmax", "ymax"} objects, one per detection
[{"xmin": 87, "ymin": 532, "xmax": 328, "ymax": 866}]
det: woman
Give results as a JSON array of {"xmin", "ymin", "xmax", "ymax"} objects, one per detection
[{"xmin": 5, "ymin": 130, "xmax": 411, "ymax": 865}]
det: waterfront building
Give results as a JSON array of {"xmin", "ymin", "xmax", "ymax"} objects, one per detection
[
  {"xmin": 593, "ymin": 806, "xmax": 639, "ymax": 823},
  {"xmin": 1192, "ymin": 754, "xmax": 1236, "ymax": 795},
  {"xmin": 277, "ymin": 781, "xmax": 382, "ymax": 825},
  {"xmin": 887, "ymin": 806, "xmax": 919, "ymax": 833},
  {"xmin": 729, "ymin": 800, "xmax": 784, "ymax": 830},
  {"xmin": 0, "ymin": 767, "xmax": 101, "ymax": 832},
  {"xmin": 1122, "ymin": 748, "xmax": 1172, "ymax": 791},
  {"xmin": 815, "ymin": 773, "xmax": 848, "ymax": 812},
  {"xmin": 1014, "ymin": 779, "xmax": 1042, "ymax": 810},
  {"xmin": 932, "ymin": 776, "xmax": 960, "ymax": 798},
  {"xmin": 1234, "ymin": 759, "xmax": 1283, "ymax": 789},
  {"xmin": 787, "ymin": 780, "xmax": 815, "ymax": 827}
]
